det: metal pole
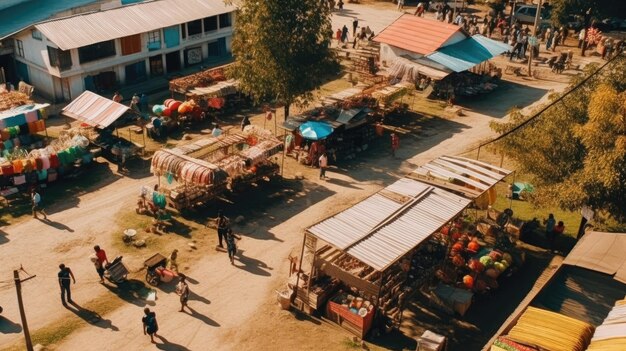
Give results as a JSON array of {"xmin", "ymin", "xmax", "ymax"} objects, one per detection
[
  {"xmin": 581, "ymin": 9, "xmax": 592, "ymax": 57},
  {"xmin": 14, "ymin": 270, "xmax": 33, "ymax": 351},
  {"xmin": 509, "ymin": 0, "xmax": 517, "ymax": 29},
  {"xmin": 528, "ymin": 0, "xmax": 542, "ymax": 77}
]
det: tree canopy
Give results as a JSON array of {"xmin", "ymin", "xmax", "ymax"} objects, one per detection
[
  {"xmin": 490, "ymin": 57, "xmax": 626, "ymax": 223},
  {"xmin": 228, "ymin": 0, "xmax": 338, "ymax": 116},
  {"xmin": 551, "ymin": 0, "xmax": 626, "ymax": 27}
]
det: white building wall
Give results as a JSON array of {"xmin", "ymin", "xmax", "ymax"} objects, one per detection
[{"xmin": 11, "ymin": 10, "xmax": 235, "ymax": 101}]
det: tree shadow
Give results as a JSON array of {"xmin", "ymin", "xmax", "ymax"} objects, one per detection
[
  {"xmin": 103, "ymin": 279, "xmax": 149, "ymax": 307},
  {"xmin": 0, "ymin": 316, "xmax": 23, "ymax": 334},
  {"xmin": 184, "ymin": 306, "xmax": 220, "ymax": 327},
  {"xmin": 154, "ymin": 335, "xmax": 192, "ymax": 351},
  {"xmin": 234, "ymin": 249, "xmax": 272, "ymax": 276},
  {"xmin": 457, "ymin": 80, "xmax": 549, "ymax": 118},
  {"xmin": 65, "ymin": 301, "xmax": 119, "ymax": 331},
  {"xmin": 38, "ymin": 218, "xmax": 74, "ymax": 232}
]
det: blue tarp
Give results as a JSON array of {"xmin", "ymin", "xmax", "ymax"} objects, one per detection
[{"xmin": 426, "ymin": 34, "xmax": 511, "ymax": 73}]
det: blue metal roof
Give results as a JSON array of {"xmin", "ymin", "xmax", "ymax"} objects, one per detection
[
  {"xmin": 425, "ymin": 34, "xmax": 511, "ymax": 73},
  {"xmin": 0, "ymin": 0, "xmax": 100, "ymax": 39}
]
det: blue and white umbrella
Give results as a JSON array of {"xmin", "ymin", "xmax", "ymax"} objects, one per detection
[{"xmin": 298, "ymin": 121, "xmax": 333, "ymax": 140}]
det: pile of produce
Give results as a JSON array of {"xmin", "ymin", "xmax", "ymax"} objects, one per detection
[
  {"xmin": 169, "ymin": 67, "xmax": 227, "ymax": 93},
  {"xmin": 152, "ymin": 99, "xmax": 202, "ymax": 119},
  {"xmin": 0, "ymin": 92, "xmax": 32, "ymax": 111}
]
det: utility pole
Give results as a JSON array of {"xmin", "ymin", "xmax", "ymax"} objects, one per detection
[
  {"xmin": 14, "ymin": 269, "xmax": 36, "ymax": 351},
  {"xmin": 581, "ymin": 8, "xmax": 592, "ymax": 57},
  {"xmin": 528, "ymin": 0, "xmax": 543, "ymax": 77}
]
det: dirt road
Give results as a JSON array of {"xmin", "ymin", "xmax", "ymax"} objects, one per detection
[{"xmin": 0, "ymin": 4, "xmax": 571, "ymax": 350}]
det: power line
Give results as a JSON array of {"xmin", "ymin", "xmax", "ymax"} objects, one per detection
[{"xmin": 459, "ymin": 52, "xmax": 623, "ymax": 156}]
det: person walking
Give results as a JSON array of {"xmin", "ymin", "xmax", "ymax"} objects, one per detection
[
  {"xmin": 93, "ymin": 245, "xmax": 110, "ymax": 283},
  {"xmin": 546, "ymin": 27, "xmax": 553, "ymax": 51},
  {"xmin": 142, "ymin": 308, "xmax": 159, "ymax": 343},
  {"xmin": 176, "ymin": 274, "xmax": 190, "ymax": 312},
  {"xmin": 31, "ymin": 189, "xmax": 47, "ymax": 219},
  {"xmin": 397, "ymin": 0, "xmax": 404, "ymax": 11},
  {"xmin": 341, "ymin": 25, "xmax": 348, "ymax": 44},
  {"xmin": 391, "ymin": 133, "xmax": 399, "ymax": 157},
  {"xmin": 352, "ymin": 18, "xmax": 358, "ymax": 37},
  {"xmin": 319, "ymin": 153, "xmax": 328, "ymax": 179},
  {"xmin": 240, "ymin": 115, "xmax": 251, "ymax": 131},
  {"xmin": 212, "ymin": 211, "xmax": 228, "ymax": 249},
  {"xmin": 167, "ymin": 249, "xmax": 179, "ymax": 273},
  {"xmin": 225, "ymin": 228, "xmax": 241, "ymax": 265},
  {"xmin": 58, "ymin": 264, "xmax": 76, "ymax": 305},
  {"xmin": 335, "ymin": 28, "xmax": 342, "ymax": 47},
  {"xmin": 337, "ymin": 0, "xmax": 343, "ymax": 11},
  {"xmin": 578, "ymin": 28, "xmax": 586, "ymax": 48},
  {"xmin": 552, "ymin": 30, "xmax": 561, "ymax": 52}
]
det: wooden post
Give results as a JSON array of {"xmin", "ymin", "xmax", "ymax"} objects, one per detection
[
  {"xmin": 14, "ymin": 270, "xmax": 33, "ymax": 351},
  {"xmin": 281, "ymin": 134, "xmax": 286, "ymax": 177},
  {"xmin": 292, "ymin": 233, "xmax": 309, "ymax": 308}
]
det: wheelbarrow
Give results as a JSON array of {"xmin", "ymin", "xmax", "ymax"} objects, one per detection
[
  {"xmin": 144, "ymin": 253, "xmax": 176, "ymax": 286},
  {"xmin": 106, "ymin": 256, "xmax": 128, "ymax": 284}
]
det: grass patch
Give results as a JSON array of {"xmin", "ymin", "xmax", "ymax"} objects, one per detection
[
  {"xmin": 405, "ymin": 92, "xmax": 448, "ymax": 118},
  {"xmin": 459, "ymin": 148, "xmax": 582, "ymax": 238}
]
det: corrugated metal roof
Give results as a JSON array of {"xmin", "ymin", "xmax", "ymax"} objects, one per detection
[
  {"xmin": 374, "ymin": 14, "xmax": 462, "ymax": 55},
  {"xmin": 531, "ymin": 265, "xmax": 626, "ymax": 326},
  {"xmin": 308, "ymin": 178, "xmax": 470, "ymax": 271},
  {"xmin": 411, "ymin": 155, "xmax": 513, "ymax": 199},
  {"xmin": 35, "ymin": 0, "xmax": 234, "ymax": 50},
  {"xmin": 348, "ymin": 186, "xmax": 470, "ymax": 271},
  {"xmin": 564, "ymin": 231, "xmax": 626, "ymax": 284},
  {"xmin": 61, "ymin": 90, "xmax": 128, "ymax": 128},
  {"xmin": 425, "ymin": 34, "xmax": 511, "ymax": 72}
]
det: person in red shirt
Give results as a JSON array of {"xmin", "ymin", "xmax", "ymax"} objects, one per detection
[
  {"xmin": 391, "ymin": 133, "xmax": 400, "ymax": 157},
  {"xmin": 94, "ymin": 245, "xmax": 110, "ymax": 283},
  {"xmin": 551, "ymin": 221, "xmax": 565, "ymax": 254}
]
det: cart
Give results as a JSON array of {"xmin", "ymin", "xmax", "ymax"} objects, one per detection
[
  {"xmin": 144, "ymin": 253, "xmax": 167, "ymax": 286},
  {"xmin": 106, "ymin": 256, "xmax": 129, "ymax": 284}
]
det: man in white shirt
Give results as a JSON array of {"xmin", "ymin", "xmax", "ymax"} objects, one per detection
[{"xmin": 319, "ymin": 153, "xmax": 328, "ymax": 179}]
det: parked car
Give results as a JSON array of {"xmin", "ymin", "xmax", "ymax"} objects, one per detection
[{"xmin": 513, "ymin": 5, "xmax": 551, "ymax": 26}]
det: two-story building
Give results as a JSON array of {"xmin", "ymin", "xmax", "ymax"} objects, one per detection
[{"xmin": 6, "ymin": 0, "xmax": 235, "ymax": 102}]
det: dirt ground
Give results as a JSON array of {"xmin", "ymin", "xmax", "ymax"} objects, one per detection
[{"xmin": 0, "ymin": 3, "xmax": 600, "ymax": 351}]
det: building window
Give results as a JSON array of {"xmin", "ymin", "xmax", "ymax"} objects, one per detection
[
  {"xmin": 121, "ymin": 34, "xmax": 142, "ymax": 55},
  {"xmin": 31, "ymin": 30, "xmax": 42, "ymax": 41},
  {"xmin": 219, "ymin": 13, "xmax": 232, "ymax": 28},
  {"xmin": 47, "ymin": 46, "xmax": 72, "ymax": 71},
  {"xmin": 15, "ymin": 39, "xmax": 24, "ymax": 57},
  {"xmin": 147, "ymin": 30, "xmax": 161, "ymax": 51},
  {"xmin": 78, "ymin": 40, "xmax": 116, "ymax": 64},
  {"xmin": 186, "ymin": 19, "xmax": 202, "ymax": 37},
  {"xmin": 204, "ymin": 16, "xmax": 218, "ymax": 32},
  {"xmin": 164, "ymin": 26, "xmax": 180, "ymax": 48},
  {"xmin": 181, "ymin": 24, "xmax": 186, "ymax": 40}
]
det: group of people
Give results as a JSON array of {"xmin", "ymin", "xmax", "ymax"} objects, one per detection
[
  {"xmin": 543, "ymin": 213, "xmax": 565, "ymax": 253},
  {"xmin": 214, "ymin": 211, "xmax": 242, "ymax": 265},
  {"xmin": 56, "ymin": 243, "xmax": 192, "ymax": 344},
  {"xmin": 336, "ymin": 19, "xmax": 375, "ymax": 49}
]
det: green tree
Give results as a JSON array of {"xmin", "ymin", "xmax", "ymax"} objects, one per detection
[
  {"xmin": 490, "ymin": 57, "xmax": 626, "ymax": 222},
  {"xmin": 228, "ymin": 0, "xmax": 339, "ymax": 117},
  {"xmin": 551, "ymin": 0, "xmax": 626, "ymax": 27}
]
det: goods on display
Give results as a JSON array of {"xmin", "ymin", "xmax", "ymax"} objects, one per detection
[
  {"xmin": 149, "ymin": 126, "xmax": 282, "ymax": 209},
  {"xmin": 504, "ymin": 307, "xmax": 594, "ymax": 351}
]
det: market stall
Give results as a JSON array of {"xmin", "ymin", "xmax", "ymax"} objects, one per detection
[
  {"xmin": 149, "ymin": 126, "xmax": 283, "ymax": 210},
  {"xmin": 292, "ymin": 177, "xmax": 472, "ymax": 337},
  {"xmin": 282, "ymin": 95, "xmax": 378, "ymax": 164},
  {"xmin": 290, "ymin": 156, "xmax": 521, "ymax": 338},
  {"xmin": 61, "ymin": 91, "xmax": 142, "ymax": 164},
  {"xmin": 0, "ymin": 93, "xmax": 55, "ymax": 194}
]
